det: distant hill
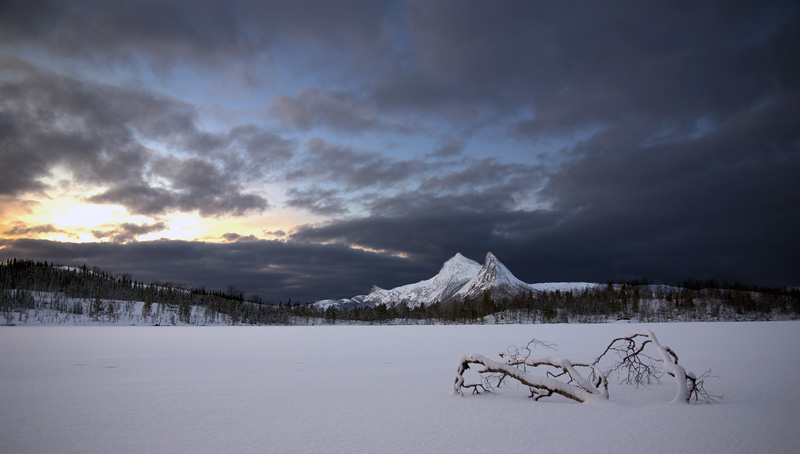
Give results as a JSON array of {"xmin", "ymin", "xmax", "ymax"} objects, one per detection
[{"xmin": 0, "ymin": 259, "xmax": 287, "ymax": 326}]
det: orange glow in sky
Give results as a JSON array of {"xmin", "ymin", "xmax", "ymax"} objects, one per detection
[{"xmin": 1, "ymin": 192, "xmax": 304, "ymax": 244}]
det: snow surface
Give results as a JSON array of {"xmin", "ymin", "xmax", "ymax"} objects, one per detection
[{"xmin": 1, "ymin": 322, "xmax": 798, "ymax": 453}]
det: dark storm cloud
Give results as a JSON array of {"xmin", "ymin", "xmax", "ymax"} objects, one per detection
[
  {"xmin": 393, "ymin": 2, "xmax": 800, "ymax": 131},
  {"xmin": 220, "ymin": 232, "xmax": 259, "ymax": 243},
  {"xmin": 287, "ymin": 138, "xmax": 426, "ymax": 190},
  {"xmin": 2, "ymin": 0, "xmax": 798, "ymax": 293},
  {"xmin": 525, "ymin": 97, "xmax": 800, "ymax": 286},
  {"xmin": 0, "ymin": 238, "xmax": 430, "ymax": 302},
  {"xmin": 151, "ymin": 155, "xmax": 268, "ymax": 216},
  {"xmin": 291, "ymin": 173, "xmax": 799, "ymax": 289},
  {"xmin": 83, "ymin": 184, "xmax": 175, "ymax": 217},
  {"xmin": 91, "ymin": 221, "xmax": 167, "ymax": 243},
  {"xmin": 227, "ymin": 125, "xmax": 297, "ymax": 172},
  {"xmin": 418, "ymin": 158, "xmax": 544, "ymax": 196},
  {"xmin": 0, "ymin": 0, "xmax": 397, "ymax": 71},
  {"xmin": 282, "ymin": 141, "xmax": 544, "ymax": 218},
  {"xmin": 288, "ymin": 111, "xmax": 799, "ymax": 289},
  {"xmin": 0, "ymin": 58, "xmax": 279, "ymax": 217},
  {"xmin": 287, "ymin": 102, "xmax": 799, "ymax": 289},
  {"xmin": 85, "ymin": 181, "xmax": 267, "ymax": 218},
  {"xmin": 290, "ymin": 202, "xmax": 526, "ymax": 263},
  {"xmin": 290, "ymin": 155, "xmax": 548, "ymax": 260},
  {"xmin": 220, "ymin": 233, "xmax": 240, "ymax": 242},
  {"xmin": 4, "ymin": 223, "xmax": 72, "ymax": 237},
  {"xmin": 285, "ymin": 187, "xmax": 348, "ymax": 216},
  {"xmin": 349, "ymin": 0, "xmax": 800, "ymax": 288},
  {"xmin": 428, "ymin": 140, "xmax": 465, "ymax": 159},
  {"xmin": 270, "ymin": 88, "xmax": 389, "ymax": 133},
  {"xmin": 0, "ymin": 57, "xmax": 148, "ymax": 194}
]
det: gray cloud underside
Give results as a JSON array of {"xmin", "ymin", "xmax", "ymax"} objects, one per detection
[
  {"xmin": 288, "ymin": 0, "xmax": 799, "ymax": 288},
  {"xmin": 395, "ymin": 2, "xmax": 800, "ymax": 130},
  {"xmin": 4, "ymin": 222, "xmax": 71, "ymax": 237},
  {"xmin": 92, "ymin": 221, "xmax": 167, "ymax": 243},
  {"xmin": 0, "ymin": 238, "xmax": 425, "ymax": 302},
  {"xmin": 4, "ymin": 1, "xmax": 798, "ymax": 127},
  {"xmin": 1, "ymin": 1, "xmax": 798, "ymax": 292},
  {"xmin": 0, "ymin": 0, "xmax": 395, "ymax": 72},
  {"xmin": 284, "ymin": 186, "xmax": 349, "ymax": 216},
  {"xmin": 0, "ymin": 58, "xmax": 294, "ymax": 217},
  {"xmin": 270, "ymin": 88, "xmax": 389, "ymax": 133},
  {"xmin": 287, "ymin": 138, "xmax": 428, "ymax": 190}
]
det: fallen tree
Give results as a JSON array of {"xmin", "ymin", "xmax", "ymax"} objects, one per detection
[{"xmin": 454, "ymin": 330, "xmax": 719, "ymax": 404}]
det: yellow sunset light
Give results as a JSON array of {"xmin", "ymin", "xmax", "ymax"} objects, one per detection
[
  {"xmin": 1, "ymin": 182, "xmax": 312, "ymax": 244},
  {"xmin": 50, "ymin": 203, "xmax": 129, "ymax": 229},
  {"xmin": 137, "ymin": 213, "xmax": 208, "ymax": 241}
]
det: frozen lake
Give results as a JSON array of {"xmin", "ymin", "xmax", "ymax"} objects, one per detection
[{"xmin": 2, "ymin": 322, "xmax": 798, "ymax": 453}]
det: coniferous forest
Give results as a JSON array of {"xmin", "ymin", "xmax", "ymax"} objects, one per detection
[{"xmin": 1, "ymin": 259, "xmax": 798, "ymax": 325}]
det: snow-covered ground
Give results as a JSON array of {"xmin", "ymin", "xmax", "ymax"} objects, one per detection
[{"xmin": 1, "ymin": 322, "xmax": 798, "ymax": 453}]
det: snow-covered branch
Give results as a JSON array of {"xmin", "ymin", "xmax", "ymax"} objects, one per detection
[
  {"xmin": 454, "ymin": 341, "xmax": 609, "ymax": 403},
  {"xmin": 593, "ymin": 330, "xmax": 721, "ymax": 403},
  {"xmin": 455, "ymin": 330, "xmax": 719, "ymax": 404}
]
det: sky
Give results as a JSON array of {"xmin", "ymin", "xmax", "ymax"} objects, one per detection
[{"xmin": 1, "ymin": 0, "xmax": 798, "ymax": 302}]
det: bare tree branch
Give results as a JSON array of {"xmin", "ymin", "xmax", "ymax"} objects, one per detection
[
  {"xmin": 455, "ymin": 330, "xmax": 719, "ymax": 404},
  {"xmin": 454, "ymin": 341, "xmax": 609, "ymax": 403},
  {"xmin": 593, "ymin": 330, "xmax": 720, "ymax": 403}
]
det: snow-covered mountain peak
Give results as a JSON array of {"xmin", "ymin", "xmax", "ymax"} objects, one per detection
[
  {"xmin": 455, "ymin": 253, "xmax": 528, "ymax": 299},
  {"xmin": 484, "ymin": 252, "xmax": 500, "ymax": 267},
  {"xmin": 438, "ymin": 253, "xmax": 481, "ymax": 280},
  {"xmin": 368, "ymin": 253, "xmax": 481, "ymax": 307},
  {"xmin": 325, "ymin": 253, "xmax": 482, "ymax": 308},
  {"xmin": 316, "ymin": 252, "xmax": 565, "ymax": 308},
  {"xmin": 481, "ymin": 252, "xmax": 520, "ymax": 283}
]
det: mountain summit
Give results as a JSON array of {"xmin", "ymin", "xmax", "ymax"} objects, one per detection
[
  {"xmin": 316, "ymin": 252, "xmax": 481, "ymax": 309},
  {"xmin": 453, "ymin": 252, "xmax": 530, "ymax": 301},
  {"xmin": 316, "ymin": 252, "xmax": 585, "ymax": 309}
]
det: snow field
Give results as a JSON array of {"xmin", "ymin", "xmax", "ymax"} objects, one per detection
[{"xmin": 1, "ymin": 322, "xmax": 798, "ymax": 453}]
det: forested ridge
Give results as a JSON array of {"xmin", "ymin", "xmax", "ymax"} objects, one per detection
[
  {"xmin": 0, "ymin": 259, "xmax": 288, "ymax": 325},
  {"xmin": 1, "ymin": 259, "xmax": 798, "ymax": 325}
]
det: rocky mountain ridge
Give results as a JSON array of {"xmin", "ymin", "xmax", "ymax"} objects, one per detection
[{"xmin": 315, "ymin": 252, "xmax": 598, "ymax": 309}]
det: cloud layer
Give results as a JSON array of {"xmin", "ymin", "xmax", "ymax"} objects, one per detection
[{"xmin": 1, "ymin": 1, "xmax": 798, "ymax": 299}]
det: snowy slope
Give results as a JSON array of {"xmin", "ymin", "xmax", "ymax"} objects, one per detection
[
  {"xmin": 364, "ymin": 253, "xmax": 482, "ymax": 307},
  {"xmin": 529, "ymin": 282, "xmax": 602, "ymax": 292},
  {"xmin": 454, "ymin": 252, "xmax": 531, "ymax": 301},
  {"xmin": 316, "ymin": 252, "xmax": 602, "ymax": 308},
  {"xmin": 317, "ymin": 253, "xmax": 482, "ymax": 308},
  {"xmin": 0, "ymin": 292, "xmax": 236, "ymax": 326}
]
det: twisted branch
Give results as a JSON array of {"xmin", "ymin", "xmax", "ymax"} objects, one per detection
[
  {"xmin": 455, "ymin": 330, "xmax": 719, "ymax": 404},
  {"xmin": 454, "ymin": 339, "xmax": 608, "ymax": 403}
]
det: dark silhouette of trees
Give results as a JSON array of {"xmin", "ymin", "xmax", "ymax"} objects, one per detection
[
  {"xmin": 0, "ymin": 259, "xmax": 291, "ymax": 325},
  {"xmin": 2, "ymin": 259, "xmax": 797, "ymax": 325}
]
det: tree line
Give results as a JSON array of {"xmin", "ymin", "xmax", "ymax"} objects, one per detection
[
  {"xmin": 318, "ymin": 282, "xmax": 799, "ymax": 324},
  {"xmin": 2, "ymin": 259, "xmax": 798, "ymax": 325},
  {"xmin": 0, "ymin": 259, "xmax": 289, "ymax": 325}
]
